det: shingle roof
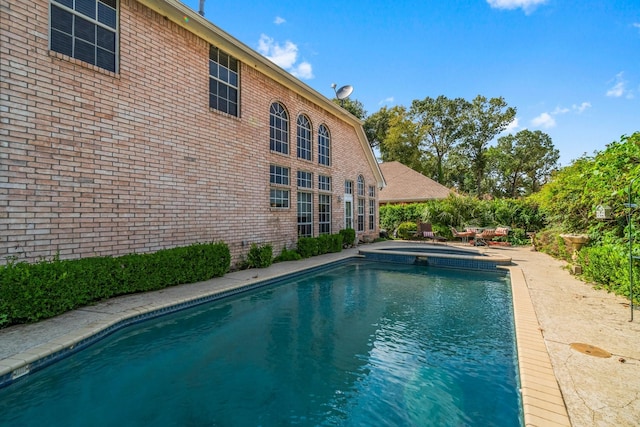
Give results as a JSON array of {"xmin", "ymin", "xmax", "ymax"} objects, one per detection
[{"xmin": 378, "ymin": 161, "xmax": 453, "ymax": 204}]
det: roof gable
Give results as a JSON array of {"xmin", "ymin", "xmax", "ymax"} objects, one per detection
[{"xmin": 378, "ymin": 161, "xmax": 452, "ymax": 203}]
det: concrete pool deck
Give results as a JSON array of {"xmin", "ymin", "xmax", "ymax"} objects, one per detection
[{"xmin": 0, "ymin": 242, "xmax": 638, "ymax": 426}]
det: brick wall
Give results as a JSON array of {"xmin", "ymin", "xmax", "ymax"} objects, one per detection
[{"xmin": 0, "ymin": 0, "xmax": 379, "ymax": 266}]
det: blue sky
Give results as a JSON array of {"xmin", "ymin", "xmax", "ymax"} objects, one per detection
[{"xmin": 182, "ymin": 0, "xmax": 639, "ymax": 166}]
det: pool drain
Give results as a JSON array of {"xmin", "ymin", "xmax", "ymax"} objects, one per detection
[{"xmin": 570, "ymin": 343, "xmax": 611, "ymax": 358}]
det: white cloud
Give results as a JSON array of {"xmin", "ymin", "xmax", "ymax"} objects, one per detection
[
  {"xmin": 504, "ymin": 117, "xmax": 519, "ymax": 133},
  {"xmin": 291, "ymin": 62, "xmax": 314, "ymax": 79},
  {"xmin": 573, "ymin": 102, "xmax": 591, "ymax": 113},
  {"xmin": 274, "ymin": 16, "xmax": 286, "ymax": 25},
  {"xmin": 606, "ymin": 72, "xmax": 633, "ymax": 99},
  {"xmin": 486, "ymin": 0, "xmax": 547, "ymax": 14},
  {"xmin": 257, "ymin": 34, "xmax": 314, "ymax": 79},
  {"xmin": 634, "ymin": 22, "xmax": 640, "ymax": 32},
  {"xmin": 378, "ymin": 97, "xmax": 395, "ymax": 105},
  {"xmin": 551, "ymin": 106, "xmax": 570, "ymax": 115},
  {"xmin": 531, "ymin": 112, "xmax": 556, "ymax": 129}
]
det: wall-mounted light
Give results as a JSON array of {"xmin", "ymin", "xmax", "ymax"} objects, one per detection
[{"xmin": 337, "ymin": 195, "xmax": 342, "ymax": 202}]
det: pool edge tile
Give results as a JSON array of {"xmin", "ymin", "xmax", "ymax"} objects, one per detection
[{"xmin": 507, "ymin": 266, "xmax": 571, "ymax": 427}]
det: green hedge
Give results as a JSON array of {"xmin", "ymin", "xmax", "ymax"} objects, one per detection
[
  {"xmin": 246, "ymin": 243, "xmax": 273, "ymax": 268},
  {"xmin": 297, "ymin": 233, "xmax": 343, "ymax": 258},
  {"xmin": 0, "ymin": 242, "xmax": 230, "ymax": 326},
  {"xmin": 577, "ymin": 244, "xmax": 639, "ymax": 304}
]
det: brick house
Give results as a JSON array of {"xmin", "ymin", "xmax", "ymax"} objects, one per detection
[{"xmin": 0, "ymin": 0, "xmax": 384, "ymax": 266}]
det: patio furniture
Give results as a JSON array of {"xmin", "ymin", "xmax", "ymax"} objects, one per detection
[
  {"xmin": 450, "ymin": 226, "xmax": 475, "ymax": 243},
  {"xmin": 418, "ymin": 222, "xmax": 447, "ymax": 242},
  {"xmin": 474, "ymin": 228, "xmax": 496, "ymax": 246}
]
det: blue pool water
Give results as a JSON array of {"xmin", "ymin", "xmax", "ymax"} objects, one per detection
[{"xmin": 0, "ymin": 261, "xmax": 522, "ymax": 426}]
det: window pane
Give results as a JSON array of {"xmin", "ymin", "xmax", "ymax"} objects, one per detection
[
  {"xmin": 100, "ymin": 0, "xmax": 117, "ymax": 9},
  {"xmin": 75, "ymin": 17, "xmax": 96, "ymax": 43},
  {"xmin": 209, "ymin": 94, "xmax": 217, "ymax": 110},
  {"xmin": 229, "ymin": 71, "xmax": 237, "ymax": 87},
  {"xmin": 51, "ymin": 6, "xmax": 73, "ymax": 34},
  {"xmin": 96, "ymin": 26, "xmax": 115, "ymax": 50},
  {"xmin": 56, "ymin": 0, "xmax": 73, "ymax": 8},
  {"xmin": 75, "ymin": 39, "xmax": 95, "ymax": 64},
  {"xmin": 96, "ymin": 48, "xmax": 115, "ymax": 72},
  {"xmin": 50, "ymin": 29, "xmax": 73, "ymax": 56},
  {"xmin": 219, "ymin": 67, "xmax": 228, "ymax": 83},
  {"xmin": 75, "ymin": 0, "xmax": 96, "ymax": 19},
  {"xmin": 97, "ymin": 3, "xmax": 117, "ymax": 29},
  {"xmin": 209, "ymin": 60, "xmax": 218, "ymax": 78},
  {"xmin": 228, "ymin": 102, "xmax": 237, "ymax": 116}
]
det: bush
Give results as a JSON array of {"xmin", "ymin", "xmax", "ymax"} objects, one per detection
[
  {"xmin": 397, "ymin": 221, "xmax": 417, "ymax": 240},
  {"xmin": 297, "ymin": 237, "xmax": 320, "ymax": 258},
  {"xmin": 246, "ymin": 243, "xmax": 273, "ymax": 268},
  {"xmin": 339, "ymin": 228, "xmax": 356, "ymax": 248},
  {"xmin": 273, "ymin": 247, "xmax": 302, "ymax": 263},
  {"xmin": 0, "ymin": 242, "xmax": 230, "ymax": 326}
]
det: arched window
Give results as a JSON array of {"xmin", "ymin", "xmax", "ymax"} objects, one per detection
[
  {"xmin": 297, "ymin": 115, "xmax": 312, "ymax": 160},
  {"xmin": 270, "ymin": 102, "xmax": 289, "ymax": 154},
  {"xmin": 357, "ymin": 175, "xmax": 365, "ymax": 196},
  {"xmin": 318, "ymin": 124, "xmax": 330, "ymax": 166},
  {"xmin": 357, "ymin": 175, "xmax": 365, "ymax": 232}
]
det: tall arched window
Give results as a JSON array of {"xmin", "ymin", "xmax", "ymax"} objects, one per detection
[
  {"xmin": 297, "ymin": 115, "xmax": 312, "ymax": 160},
  {"xmin": 318, "ymin": 124, "xmax": 330, "ymax": 166},
  {"xmin": 270, "ymin": 102, "xmax": 289, "ymax": 154},
  {"xmin": 357, "ymin": 175, "xmax": 365, "ymax": 232}
]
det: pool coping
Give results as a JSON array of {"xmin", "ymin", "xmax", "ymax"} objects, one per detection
[
  {"xmin": 505, "ymin": 265, "xmax": 571, "ymax": 426},
  {"xmin": 0, "ymin": 249, "xmax": 570, "ymax": 425}
]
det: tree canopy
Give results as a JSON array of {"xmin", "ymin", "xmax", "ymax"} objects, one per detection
[{"xmin": 364, "ymin": 94, "xmax": 554, "ymax": 197}]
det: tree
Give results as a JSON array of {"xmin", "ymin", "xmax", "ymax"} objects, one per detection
[
  {"xmin": 378, "ymin": 106, "xmax": 425, "ymax": 172},
  {"xmin": 409, "ymin": 96, "xmax": 469, "ymax": 184},
  {"xmin": 363, "ymin": 106, "xmax": 392, "ymax": 149},
  {"xmin": 462, "ymin": 96, "xmax": 517, "ymax": 195},
  {"xmin": 332, "ymin": 98, "xmax": 366, "ymax": 120},
  {"xmin": 488, "ymin": 130, "xmax": 559, "ymax": 198}
]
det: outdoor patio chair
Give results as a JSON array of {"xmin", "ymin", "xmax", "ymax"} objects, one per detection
[
  {"xmin": 450, "ymin": 226, "xmax": 475, "ymax": 243},
  {"xmin": 418, "ymin": 222, "xmax": 447, "ymax": 242},
  {"xmin": 474, "ymin": 228, "xmax": 496, "ymax": 246}
]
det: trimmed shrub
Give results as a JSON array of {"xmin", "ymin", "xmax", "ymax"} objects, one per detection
[
  {"xmin": 0, "ymin": 242, "xmax": 230, "ymax": 326},
  {"xmin": 297, "ymin": 237, "xmax": 320, "ymax": 258},
  {"xmin": 339, "ymin": 228, "xmax": 356, "ymax": 247},
  {"xmin": 273, "ymin": 247, "xmax": 302, "ymax": 263},
  {"xmin": 246, "ymin": 243, "xmax": 273, "ymax": 268}
]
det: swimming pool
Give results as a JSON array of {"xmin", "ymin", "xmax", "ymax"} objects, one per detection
[{"xmin": 0, "ymin": 260, "xmax": 522, "ymax": 426}]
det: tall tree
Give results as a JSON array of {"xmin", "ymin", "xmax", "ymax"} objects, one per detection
[
  {"xmin": 378, "ymin": 106, "xmax": 425, "ymax": 172},
  {"xmin": 409, "ymin": 96, "xmax": 469, "ymax": 184},
  {"xmin": 488, "ymin": 130, "xmax": 559, "ymax": 197},
  {"xmin": 363, "ymin": 106, "xmax": 392, "ymax": 149},
  {"xmin": 462, "ymin": 96, "xmax": 516, "ymax": 195}
]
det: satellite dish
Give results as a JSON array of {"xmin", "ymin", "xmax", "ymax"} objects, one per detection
[{"xmin": 335, "ymin": 85, "xmax": 353, "ymax": 100}]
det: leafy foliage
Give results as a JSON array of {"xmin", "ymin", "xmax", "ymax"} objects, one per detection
[
  {"xmin": 531, "ymin": 132, "xmax": 640, "ymax": 303},
  {"xmin": 0, "ymin": 242, "xmax": 231, "ymax": 326},
  {"xmin": 246, "ymin": 243, "xmax": 274, "ymax": 268},
  {"xmin": 379, "ymin": 195, "xmax": 545, "ymax": 234}
]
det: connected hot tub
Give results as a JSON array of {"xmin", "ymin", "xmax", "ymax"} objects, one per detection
[{"xmin": 359, "ymin": 242, "xmax": 512, "ymax": 271}]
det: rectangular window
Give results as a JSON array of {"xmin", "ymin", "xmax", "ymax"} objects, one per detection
[
  {"xmin": 270, "ymin": 165, "xmax": 289, "ymax": 208},
  {"xmin": 270, "ymin": 189, "xmax": 289, "ymax": 208},
  {"xmin": 319, "ymin": 193, "xmax": 331, "ymax": 234},
  {"xmin": 297, "ymin": 171, "xmax": 312, "ymax": 189},
  {"xmin": 50, "ymin": 0, "xmax": 118, "ymax": 72},
  {"xmin": 209, "ymin": 45, "xmax": 239, "ymax": 116},
  {"xmin": 369, "ymin": 199, "xmax": 375, "ymax": 231},
  {"xmin": 368, "ymin": 185, "xmax": 376, "ymax": 198},
  {"xmin": 345, "ymin": 180, "xmax": 353, "ymax": 195},
  {"xmin": 270, "ymin": 165, "xmax": 290, "ymax": 186},
  {"xmin": 357, "ymin": 198, "xmax": 365, "ymax": 232},
  {"xmin": 298, "ymin": 192, "xmax": 313, "ymax": 237},
  {"xmin": 318, "ymin": 175, "xmax": 331, "ymax": 192}
]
